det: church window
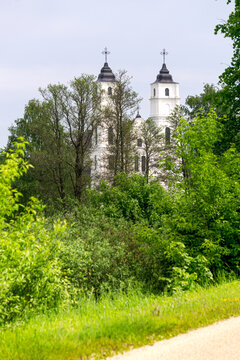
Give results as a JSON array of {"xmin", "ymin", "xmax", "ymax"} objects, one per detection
[
  {"xmin": 85, "ymin": 165, "xmax": 91, "ymax": 176},
  {"xmin": 165, "ymin": 127, "xmax": 171, "ymax": 145},
  {"xmin": 108, "ymin": 126, "xmax": 114, "ymax": 145},
  {"xmin": 142, "ymin": 156, "xmax": 146, "ymax": 173},
  {"xmin": 137, "ymin": 138, "xmax": 142, "ymax": 147},
  {"xmin": 108, "ymin": 87, "xmax": 112, "ymax": 95},
  {"xmin": 165, "ymin": 88, "xmax": 169, "ymax": 96},
  {"xmin": 135, "ymin": 156, "xmax": 139, "ymax": 172},
  {"xmin": 95, "ymin": 127, "xmax": 98, "ymax": 145},
  {"xmin": 94, "ymin": 155, "xmax": 97, "ymax": 170},
  {"xmin": 108, "ymin": 155, "xmax": 114, "ymax": 170},
  {"xmin": 153, "ymin": 88, "xmax": 156, "ymax": 97},
  {"xmin": 86, "ymin": 130, "xmax": 92, "ymax": 148}
]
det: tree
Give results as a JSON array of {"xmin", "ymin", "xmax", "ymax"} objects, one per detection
[
  {"xmin": 182, "ymin": 84, "xmax": 225, "ymax": 120},
  {"xmin": 8, "ymin": 75, "xmax": 102, "ymax": 204},
  {"xmin": 8, "ymin": 96, "xmax": 70, "ymax": 206},
  {"xmin": 141, "ymin": 118, "xmax": 163, "ymax": 183},
  {"xmin": 104, "ymin": 70, "xmax": 141, "ymax": 179},
  {"xmin": 157, "ymin": 106, "xmax": 187, "ymax": 184},
  {"xmin": 58, "ymin": 75, "xmax": 102, "ymax": 201},
  {"xmin": 0, "ymin": 139, "xmax": 68, "ymax": 324},
  {"xmin": 163, "ymin": 111, "xmax": 240, "ymax": 275},
  {"xmin": 214, "ymin": 0, "xmax": 240, "ymax": 150}
]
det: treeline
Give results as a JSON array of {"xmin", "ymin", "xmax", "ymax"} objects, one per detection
[
  {"xmin": 1, "ymin": 109, "xmax": 240, "ymax": 325},
  {"xmin": 6, "ymin": 71, "xmax": 145, "ymax": 205}
]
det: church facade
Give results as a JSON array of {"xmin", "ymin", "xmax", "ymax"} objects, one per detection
[{"xmin": 91, "ymin": 49, "xmax": 180, "ymax": 182}]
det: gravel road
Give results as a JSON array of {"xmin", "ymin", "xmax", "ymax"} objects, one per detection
[{"xmin": 107, "ymin": 316, "xmax": 240, "ymax": 360}]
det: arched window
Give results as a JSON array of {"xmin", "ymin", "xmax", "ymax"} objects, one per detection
[
  {"xmin": 165, "ymin": 88, "xmax": 169, "ymax": 96},
  {"xmin": 142, "ymin": 156, "xmax": 146, "ymax": 173},
  {"xmin": 95, "ymin": 127, "xmax": 98, "ymax": 145},
  {"xmin": 94, "ymin": 155, "xmax": 97, "ymax": 170},
  {"xmin": 153, "ymin": 88, "xmax": 156, "ymax": 97},
  {"xmin": 108, "ymin": 87, "xmax": 112, "ymax": 95},
  {"xmin": 135, "ymin": 156, "xmax": 139, "ymax": 172},
  {"xmin": 108, "ymin": 155, "xmax": 114, "ymax": 170},
  {"xmin": 108, "ymin": 126, "xmax": 114, "ymax": 145},
  {"xmin": 165, "ymin": 127, "xmax": 171, "ymax": 145},
  {"xmin": 137, "ymin": 138, "xmax": 142, "ymax": 147},
  {"xmin": 86, "ymin": 130, "xmax": 92, "ymax": 148}
]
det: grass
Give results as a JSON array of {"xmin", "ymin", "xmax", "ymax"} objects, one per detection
[{"xmin": 0, "ymin": 280, "xmax": 240, "ymax": 360}]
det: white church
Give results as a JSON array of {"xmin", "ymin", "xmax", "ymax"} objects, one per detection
[{"xmin": 91, "ymin": 48, "xmax": 180, "ymax": 181}]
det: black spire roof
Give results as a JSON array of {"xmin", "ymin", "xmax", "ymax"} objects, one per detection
[
  {"xmin": 97, "ymin": 62, "xmax": 116, "ymax": 82},
  {"xmin": 136, "ymin": 109, "xmax": 141, "ymax": 118},
  {"xmin": 155, "ymin": 63, "xmax": 174, "ymax": 83}
]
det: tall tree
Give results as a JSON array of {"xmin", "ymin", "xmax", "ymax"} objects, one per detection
[
  {"xmin": 164, "ymin": 110, "xmax": 240, "ymax": 274},
  {"xmin": 141, "ymin": 118, "xmax": 163, "ymax": 183},
  {"xmin": 215, "ymin": 0, "xmax": 240, "ymax": 150},
  {"xmin": 60, "ymin": 75, "xmax": 102, "ymax": 201},
  {"xmin": 182, "ymin": 84, "xmax": 224, "ymax": 119},
  {"xmin": 104, "ymin": 70, "xmax": 141, "ymax": 179},
  {"xmin": 8, "ymin": 75, "xmax": 102, "ymax": 204},
  {"xmin": 38, "ymin": 84, "xmax": 70, "ymax": 203},
  {"xmin": 8, "ymin": 96, "xmax": 70, "ymax": 205}
]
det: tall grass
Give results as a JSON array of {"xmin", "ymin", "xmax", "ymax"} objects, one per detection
[{"xmin": 0, "ymin": 280, "xmax": 240, "ymax": 360}]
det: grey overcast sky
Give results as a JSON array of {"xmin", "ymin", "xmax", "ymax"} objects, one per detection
[{"xmin": 0, "ymin": 0, "xmax": 234, "ymax": 148}]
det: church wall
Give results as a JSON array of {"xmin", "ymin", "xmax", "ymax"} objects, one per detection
[{"xmin": 91, "ymin": 57, "xmax": 181, "ymax": 184}]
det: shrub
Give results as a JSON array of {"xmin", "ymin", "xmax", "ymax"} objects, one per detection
[
  {"xmin": 59, "ymin": 209, "xmax": 136, "ymax": 297},
  {"xmin": 0, "ymin": 140, "xmax": 68, "ymax": 324}
]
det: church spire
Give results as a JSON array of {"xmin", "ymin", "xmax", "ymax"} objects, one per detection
[
  {"xmin": 97, "ymin": 47, "xmax": 116, "ymax": 82},
  {"xmin": 154, "ymin": 48, "xmax": 174, "ymax": 83},
  {"xmin": 136, "ymin": 106, "xmax": 141, "ymax": 118},
  {"xmin": 161, "ymin": 48, "xmax": 168, "ymax": 64},
  {"xmin": 102, "ymin": 47, "xmax": 110, "ymax": 63}
]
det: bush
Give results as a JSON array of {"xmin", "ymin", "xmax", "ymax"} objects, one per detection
[
  {"xmin": 59, "ymin": 208, "xmax": 136, "ymax": 297},
  {"xmin": 87, "ymin": 173, "xmax": 170, "ymax": 225},
  {"xmin": 0, "ymin": 140, "xmax": 69, "ymax": 325}
]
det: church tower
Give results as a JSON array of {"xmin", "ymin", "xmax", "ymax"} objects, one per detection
[
  {"xmin": 91, "ymin": 47, "xmax": 116, "ymax": 180},
  {"xmin": 150, "ymin": 49, "xmax": 180, "ymax": 130},
  {"xmin": 97, "ymin": 47, "xmax": 116, "ymax": 105}
]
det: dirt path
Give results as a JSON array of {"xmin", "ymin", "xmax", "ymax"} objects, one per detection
[{"xmin": 107, "ymin": 316, "xmax": 240, "ymax": 360}]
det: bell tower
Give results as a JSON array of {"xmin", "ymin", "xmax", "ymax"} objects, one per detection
[
  {"xmin": 97, "ymin": 47, "xmax": 116, "ymax": 106},
  {"xmin": 91, "ymin": 47, "xmax": 116, "ymax": 181},
  {"xmin": 150, "ymin": 49, "xmax": 180, "ymax": 129}
]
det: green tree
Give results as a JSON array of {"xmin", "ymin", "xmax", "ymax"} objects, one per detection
[
  {"xmin": 8, "ymin": 75, "xmax": 102, "ymax": 204},
  {"xmin": 215, "ymin": 0, "xmax": 240, "ymax": 150},
  {"xmin": 141, "ymin": 118, "xmax": 163, "ymax": 183},
  {"xmin": 164, "ymin": 111, "xmax": 240, "ymax": 275},
  {"xmin": 0, "ymin": 139, "xmax": 68, "ymax": 324},
  {"xmin": 55, "ymin": 75, "xmax": 102, "ymax": 201},
  {"xmin": 8, "ymin": 97, "xmax": 70, "ymax": 205},
  {"xmin": 182, "ymin": 84, "xmax": 224, "ymax": 119}
]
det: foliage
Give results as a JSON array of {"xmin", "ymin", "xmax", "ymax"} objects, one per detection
[
  {"xmin": 59, "ymin": 210, "xmax": 136, "ymax": 297},
  {"xmin": 141, "ymin": 118, "xmax": 163, "ymax": 183},
  {"xmin": 7, "ymin": 75, "xmax": 102, "ymax": 204},
  {"xmin": 88, "ymin": 173, "xmax": 169, "ymax": 223},
  {"xmin": 8, "ymin": 97, "xmax": 72, "ymax": 205},
  {"xmin": 58, "ymin": 75, "xmax": 102, "ymax": 201},
  {"xmin": 182, "ymin": 84, "xmax": 225, "ymax": 120},
  {"xmin": 82, "ymin": 174, "xmax": 212, "ymax": 292},
  {"xmin": 0, "ymin": 140, "xmax": 68, "ymax": 325},
  {"xmin": 104, "ymin": 70, "xmax": 142, "ymax": 178},
  {"xmin": 214, "ymin": 0, "xmax": 240, "ymax": 150},
  {"xmin": 164, "ymin": 111, "xmax": 240, "ymax": 276}
]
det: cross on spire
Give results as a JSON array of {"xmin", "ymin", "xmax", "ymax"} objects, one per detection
[
  {"xmin": 102, "ymin": 47, "xmax": 110, "ymax": 63},
  {"xmin": 160, "ymin": 48, "xmax": 168, "ymax": 64}
]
